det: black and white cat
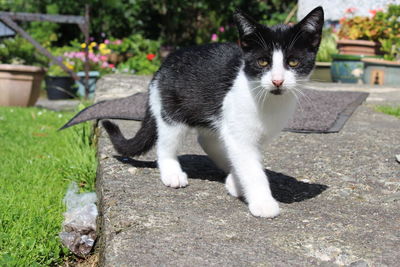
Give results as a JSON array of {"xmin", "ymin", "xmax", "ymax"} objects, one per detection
[{"xmin": 102, "ymin": 7, "xmax": 324, "ymax": 218}]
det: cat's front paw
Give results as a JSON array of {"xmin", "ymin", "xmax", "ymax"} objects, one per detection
[
  {"xmin": 161, "ymin": 171, "xmax": 188, "ymax": 188},
  {"xmin": 248, "ymin": 199, "xmax": 280, "ymax": 218}
]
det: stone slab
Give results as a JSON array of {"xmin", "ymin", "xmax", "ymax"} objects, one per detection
[{"xmin": 95, "ymin": 75, "xmax": 400, "ymax": 266}]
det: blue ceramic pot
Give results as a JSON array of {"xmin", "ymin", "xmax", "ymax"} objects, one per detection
[
  {"xmin": 331, "ymin": 54, "xmax": 365, "ymax": 83},
  {"xmin": 76, "ymin": 71, "xmax": 100, "ymax": 99},
  {"xmin": 362, "ymin": 58, "xmax": 400, "ymax": 86}
]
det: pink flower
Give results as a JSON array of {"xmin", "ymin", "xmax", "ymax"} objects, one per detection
[
  {"xmin": 219, "ymin": 26, "xmax": 225, "ymax": 33},
  {"xmin": 101, "ymin": 62, "xmax": 108, "ymax": 68},
  {"xmin": 100, "ymin": 55, "xmax": 108, "ymax": 61},
  {"xmin": 109, "ymin": 64, "xmax": 115, "ymax": 68},
  {"xmin": 113, "ymin": 39, "xmax": 122, "ymax": 45},
  {"xmin": 104, "ymin": 39, "xmax": 110, "ymax": 44},
  {"xmin": 211, "ymin": 33, "xmax": 218, "ymax": 42},
  {"xmin": 345, "ymin": 7, "xmax": 357, "ymax": 14}
]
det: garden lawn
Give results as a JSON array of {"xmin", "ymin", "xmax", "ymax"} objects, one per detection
[
  {"xmin": 376, "ymin": 105, "xmax": 400, "ymax": 118},
  {"xmin": 0, "ymin": 106, "xmax": 97, "ymax": 266}
]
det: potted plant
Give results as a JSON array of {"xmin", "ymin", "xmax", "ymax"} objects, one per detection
[
  {"xmin": 45, "ymin": 64, "xmax": 77, "ymax": 100},
  {"xmin": 48, "ymin": 41, "xmax": 114, "ymax": 99},
  {"xmin": 337, "ymin": 8, "xmax": 386, "ymax": 56},
  {"xmin": 311, "ymin": 29, "xmax": 338, "ymax": 82},
  {"xmin": 361, "ymin": 4, "xmax": 400, "ymax": 85},
  {"xmin": 0, "ymin": 37, "xmax": 47, "ymax": 106},
  {"xmin": 331, "ymin": 6, "xmax": 398, "ymax": 83}
]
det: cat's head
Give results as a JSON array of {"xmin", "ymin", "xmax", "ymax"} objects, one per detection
[{"xmin": 234, "ymin": 7, "xmax": 324, "ymax": 95}]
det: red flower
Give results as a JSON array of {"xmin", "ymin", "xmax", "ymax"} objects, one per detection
[
  {"xmin": 146, "ymin": 54, "xmax": 156, "ymax": 61},
  {"xmin": 369, "ymin": 9, "xmax": 377, "ymax": 17}
]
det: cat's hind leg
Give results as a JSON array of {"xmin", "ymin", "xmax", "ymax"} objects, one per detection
[
  {"xmin": 156, "ymin": 121, "xmax": 188, "ymax": 188},
  {"xmin": 197, "ymin": 131, "xmax": 230, "ymax": 173},
  {"xmin": 197, "ymin": 130, "xmax": 243, "ymax": 197}
]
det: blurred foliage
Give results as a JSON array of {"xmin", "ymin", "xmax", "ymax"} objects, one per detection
[
  {"xmin": 378, "ymin": 5, "xmax": 400, "ymax": 61},
  {"xmin": 0, "ymin": 0, "xmax": 296, "ymax": 47},
  {"xmin": 338, "ymin": 4, "xmax": 400, "ymax": 61},
  {"xmin": 316, "ymin": 29, "xmax": 338, "ymax": 62},
  {"xmin": 0, "ymin": 36, "xmax": 49, "ymax": 65}
]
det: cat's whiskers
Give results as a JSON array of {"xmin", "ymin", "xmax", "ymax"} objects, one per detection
[
  {"xmin": 252, "ymin": 85, "xmax": 267, "ymax": 104},
  {"xmin": 287, "ymin": 29, "xmax": 305, "ymax": 51},
  {"xmin": 289, "ymin": 88, "xmax": 306, "ymax": 113},
  {"xmin": 255, "ymin": 32, "xmax": 268, "ymax": 49},
  {"xmin": 291, "ymin": 84, "xmax": 319, "ymax": 115},
  {"xmin": 248, "ymin": 37, "xmax": 266, "ymax": 50}
]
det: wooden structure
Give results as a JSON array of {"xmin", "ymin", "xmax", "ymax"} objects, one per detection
[{"xmin": 0, "ymin": 5, "xmax": 91, "ymax": 98}]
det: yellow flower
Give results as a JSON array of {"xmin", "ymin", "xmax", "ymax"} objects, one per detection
[
  {"xmin": 80, "ymin": 43, "xmax": 86, "ymax": 48},
  {"xmin": 89, "ymin": 42, "xmax": 97, "ymax": 48},
  {"xmin": 64, "ymin": 62, "xmax": 74, "ymax": 70},
  {"xmin": 99, "ymin": 43, "xmax": 107, "ymax": 49},
  {"xmin": 100, "ymin": 48, "xmax": 111, "ymax": 55}
]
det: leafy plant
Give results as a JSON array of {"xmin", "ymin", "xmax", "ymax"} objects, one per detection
[
  {"xmin": 47, "ymin": 41, "xmax": 115, "ymax": 76},
  {"xmin": 338, "ymin": 5, "xmax": 400, "ymax": 61},
  {"xmin": 103, "ymin": 34, "xmax": 162, "ymax": 75},
  {"xmin": 1, "ymin": 0, "xmax": 296, "ymax": 47},
  {"xmin": 377, "ymin": 5, "xmax": 400, "ymax": 61},
  {"xmin": 0, "ymin": 37, "xmax": 48, "ymax": 66},
  {"xmin": 316, "ymin": 29, "xmax": 338, "ymax": 62}
]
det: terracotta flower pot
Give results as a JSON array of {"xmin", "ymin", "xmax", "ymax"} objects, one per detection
[
  {"xmin": 0, "ymin": 64, "xmax": 46, "ymax": 107},
  {"xmin": 337, "ymin": 39, "xmax": 381, "ymax": 56}
]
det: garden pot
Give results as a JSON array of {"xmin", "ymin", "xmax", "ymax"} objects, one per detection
[
  {"xmin": 331, "ymin": 54, "xmax": 383, "ymax": 84},
  {"xmin": 0, "ymin": 64, "xmax": 46, "ymax": 107},
  {"xmin": 362, "ymin": 58, "xmax": 400, "ymax": 86},
  {"xmin": 331, "ymin": 54, "xmax": 365, "ymax": 83},
  {"xmin": 76, "ymin": 71, "xmax": 100, "ymax": 99},
  {"xmin": 45, "ymin": 76, "xmax": 77, "ymax": 100},
  {"xmin": 337, "ymin": 39, "xmax": 381, "ymax": 56},
  {"xmin": 310, "ymin": 62, "xmax": 332, "ymax": 82}
]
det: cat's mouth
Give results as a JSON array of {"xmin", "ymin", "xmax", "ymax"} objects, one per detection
[{"xmin": 270, "ymin": 88, "xmax": 284, "ymax": 95}]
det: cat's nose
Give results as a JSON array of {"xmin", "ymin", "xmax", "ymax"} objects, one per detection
[{"xmin": 272, "ymin": 80, "xmax": 284, "ymax": 87}]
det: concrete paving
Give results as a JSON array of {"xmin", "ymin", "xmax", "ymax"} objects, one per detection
[{"xmin": 95, "ymin": 74, "xmax": 400, "ymax": 266}]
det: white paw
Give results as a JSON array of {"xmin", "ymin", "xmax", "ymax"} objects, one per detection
[
  {"xmin": 161, "ymin": 171, "xmax": 188, "ymax": 188},
  {"xmin": 225, "ymin": 174, "xmax": 242, "ymax": 197},
  {"xmin": 248, "ymin": 198, "xmax": 280, "ymax": 218}
]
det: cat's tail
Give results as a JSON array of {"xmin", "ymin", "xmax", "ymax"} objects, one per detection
[{"xmin": 101, "ymin": 108, "xmax": 157, "ymax": 157}]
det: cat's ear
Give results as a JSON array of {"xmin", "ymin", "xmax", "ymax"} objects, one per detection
[
  {"xmin": 233, "ymin": 9, "xmax": 258, "ymax": 39},
  {"xmin": 296, "ymin": 6, "xmax": 324, "ymax": 48}
]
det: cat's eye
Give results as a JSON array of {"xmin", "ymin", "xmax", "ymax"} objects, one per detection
[
  {"xmin": 257, "ymin": 59, "xmax": 269, "ymax": 67},
  {"xmin": 288, "ymin": 60, "xmax": 299, "ymax": 67}
]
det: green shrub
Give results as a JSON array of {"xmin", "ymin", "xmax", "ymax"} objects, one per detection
[
  {"xmin": 316, "ymin": 29, "xmax": 338, "ymax": 62},
  {"xmin": 0, "ymin": 37, "xmax": 48, "ymax": 66},
  {"xmin": 1, "ymin": 0, "xmax": 296, "ymax": 47}
]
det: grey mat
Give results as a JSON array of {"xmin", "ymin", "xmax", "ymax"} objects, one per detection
[{"xmin": 60, "ymin": 89, "xmax": 369, "ymax": 133}]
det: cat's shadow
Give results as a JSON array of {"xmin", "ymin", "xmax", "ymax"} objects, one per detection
[{"xmin": 115, "ymin": 154, "xmax": 328, "ymax": 204}]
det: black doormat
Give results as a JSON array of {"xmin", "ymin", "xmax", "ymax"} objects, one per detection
[{"xmin": 61, "ymin": 89, "xmax": 368, "ymax": 133}]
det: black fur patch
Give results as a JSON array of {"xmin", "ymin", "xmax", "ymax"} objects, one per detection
[
  {"xmin": 154, "ymin": 7, "xmax": 324, "ymax": 127},
  {"xmin": 156, "ymin": 43, "xmax": 243, "ymax": 128}
]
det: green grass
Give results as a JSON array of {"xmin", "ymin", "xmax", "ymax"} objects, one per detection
[
  {"xmin": 376, "ymin": 105, "xmax": 400, "ymax": 118},
  {"xmin": 0, "ymin": 106, "xmax": 97, "ymax": 266}
]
